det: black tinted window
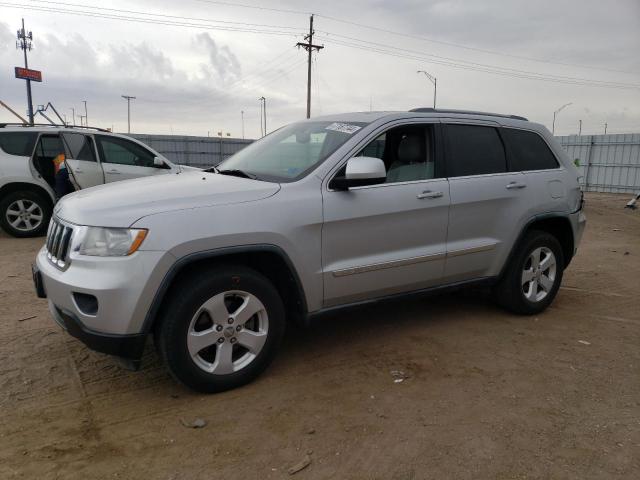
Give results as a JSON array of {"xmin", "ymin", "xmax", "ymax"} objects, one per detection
[
  {"xmin": 502, "ymin": 128, "xmax": 559, "ymax": 171},
  {"xmin": 445, "ymin": 125, "xmax": 506, "ymax": 177},
  {"xmin": 0, "ymin": 132, "xmax": 38, "ymax": 156},
  {"xmin": 61, "ymin": 133, "xmax": 96, "ymax": 162}
]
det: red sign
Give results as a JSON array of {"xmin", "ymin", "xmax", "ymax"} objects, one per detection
[{"xmin": 14, "ymin": 67, "xmax": 42, "ymax": 82}]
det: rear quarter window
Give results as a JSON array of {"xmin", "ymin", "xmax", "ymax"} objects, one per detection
[
  {"xmin": 502, "ymin": 128, "xmax": 559, "ymax": 171},
  {"xmin": 0, "ymin": 132, "xmax": 38, "ymax": 157}
]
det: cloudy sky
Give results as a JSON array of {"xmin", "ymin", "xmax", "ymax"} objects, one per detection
[{"xmin": 1, "ymin": 0, "xmax": 639, "ymax": 138}]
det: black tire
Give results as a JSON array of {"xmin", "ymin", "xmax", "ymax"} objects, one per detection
[
  {"xmin": 494, "ymin": 230, "xmax": 565, "ymax": 315},
  {"xmin": 155, "ymin": 265, "xmax": 286, "ymax": 393},
  {"xmin": 0, "ymin": 190, "xmax": 52, "ymax": 238}
]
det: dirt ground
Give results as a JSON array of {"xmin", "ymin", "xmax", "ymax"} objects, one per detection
[{"xmin": 0, "ymin": 192, "xmax": 639, "ymax": 480}]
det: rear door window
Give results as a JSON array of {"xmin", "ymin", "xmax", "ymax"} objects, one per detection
[
  {"xmin": 444, "ymin": 124, "xmax": 506, "ymax": 177},
  {"xmin": 502, "ymin": 128, "xmax": 559, "ymax": 171},
  {"xmin": 60, "ymin": 133, "xmax": 97, "ymax": 162},
  {"xmin": 0, "ymin": 132, "xmax": 38, "ymax": 157}
]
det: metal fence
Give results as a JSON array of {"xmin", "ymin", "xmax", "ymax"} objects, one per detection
[
  {"xmin": 129, "ymin": 132, "xmax": 640, "ymax": 194},
  {"xmin": 557, "ymin": 133, "xmax": 640, "ymax": 193},
  {"xmin": 130, "ymin": 134, "xmax": 253, "ymax": 167}
]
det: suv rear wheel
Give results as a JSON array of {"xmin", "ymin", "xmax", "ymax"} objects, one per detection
[
  {"xmin": 155, "ymin": 265, "xmax": 286, "ymax": 393},
  {"xmin": 494, "ymin": 230, "xmax": 564, "ymax": 315},
  {"xmin": 0, "ymin": 190, "xmax": 52, "ymax": 238}
]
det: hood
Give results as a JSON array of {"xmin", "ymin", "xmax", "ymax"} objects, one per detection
[{"xmin": 55, "ymin": 171, "xmax": 280, "ymax": 227}]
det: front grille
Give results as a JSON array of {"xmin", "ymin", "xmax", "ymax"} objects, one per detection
[{"xmin": 46, "ymin": 218, "xmax": 74, "ymax": 269}]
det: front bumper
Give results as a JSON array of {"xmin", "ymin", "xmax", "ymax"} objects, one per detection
[
  {"xmin": 35, "ymin": 245, "xmax": 171, "ymax": 337},
  {"xmin": 49, "ymin": 301, "xmax": 146, "ymax": 360}
]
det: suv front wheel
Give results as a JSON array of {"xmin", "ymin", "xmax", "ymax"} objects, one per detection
[
  {"xmin": 155, "ymin": 265, "xmax": 286, "ymax": 393},
  {"xmin": 494, "ymin": 230, "xmax": 565, "ymax": 315},
  {"xmin": 0, "ymin": 190, "xmax": 52, "ymax": 238}
]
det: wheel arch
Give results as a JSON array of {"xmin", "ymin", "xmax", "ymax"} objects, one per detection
[
  {"xmin": 501, "ymin": 213, "xmax": 575, "ymax": 278},
  {"xmin": 0, "ymin": 181, "xmax": 55, "ymax": 206},
  {"xmin": 141, "ymin": 245, "xmax": 309, "ymax": 334}
]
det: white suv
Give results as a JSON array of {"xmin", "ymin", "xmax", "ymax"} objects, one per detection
[
  {"xmin": 0, "ymin": 124, "xmax": 183, "ymax": 237},
  {"xmin": 34, "ymin": 109, "xmax": 586, "ymax": 393}
]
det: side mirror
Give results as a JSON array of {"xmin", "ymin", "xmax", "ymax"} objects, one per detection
[
  {"xmin": 153, "ymin": 156, "xmax": 165, "ymax": 167},
  {"xmin": 330, "ymin": 156, "xmax": 386, "ymax": 190}
]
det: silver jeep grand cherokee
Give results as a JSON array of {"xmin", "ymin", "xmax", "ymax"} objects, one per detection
[{"xmin": 34, "ymin": 109, "xmax": 586, "ymax": 393}]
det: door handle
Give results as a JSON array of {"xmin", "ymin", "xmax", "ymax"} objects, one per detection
[
  {"xmin": 74, "ymin": 168, "xmax": 83, "ymax": 173},
  {"xmin": 107, "ymin": 169, "xmax": 121, "ymax": 174},
  {"xmin": 506, "ymin": 182, "xmax": 527, "ymax": 190},
  {"xmin": 417, "ymin": 190, "xmax": 443, "ymax": 199}
]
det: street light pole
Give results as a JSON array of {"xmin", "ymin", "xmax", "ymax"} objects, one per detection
[
  {"xmin": 83, "ymin": 100, "xmax": 88, "ymax": 126},
  {"xmin": 417, "ymin": 70, "xmax": 437, "ymax": 108},
  {"xmin": 552, "ymin": 102, "xmax": 572, "ymax": 135},
  {"xmin": 121, "ymin": 95, "xmax": 136, "ymax": 133},
  {"xmin": 70, "ymin": 107, "xmax": 75, "ymax": 126},
  {"xmin": 259, "ymin": 97, "xmax": 266, "ymax": 137},
  {"xmin": 241, "ymin": 110, "xmax": 245, "ymax": 140}
]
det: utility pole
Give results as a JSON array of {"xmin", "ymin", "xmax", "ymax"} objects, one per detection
[
  {"xmin": 83, "ymin": 100, "xmax": 88, "ymax": 126},
  {"xmin": 552, "ymin": 102, "xmax": 572, "ymax": 135},
  {"xmin": 70, "ymin": 107, "xmax": 75, "ymax": 126},
  {"xmin": 578, "ymin": 119, "xmax": 582, "ymax": 136},
  {"xmin": 241, "ymin": 110, "xmax": 245, "ymax": 139},
  {"xmin": 121, "ymin": 95, "xmax": 136, "ymax": 133},
  {"xmin": 259, "ymin": 97, "xmax": 266, "ymax": 137},
  {"xmin": 604, "ymin": 122, "xmax": 608, "ymax": 134},
  {"xmin": 417, "ymin": 70, "xmax": 437, "ymax": 108},
  {"xmin": 16, "ymin": 19, "xmax": 34, "ymax": 125},
  {"xmin": 296, "ymin": 15, "xmax": 324, "ymax": 119}
]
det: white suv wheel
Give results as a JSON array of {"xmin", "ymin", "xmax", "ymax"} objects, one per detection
[{"xmin": 6, "ymin": 199, "xmax": 44, "ymax": 233}]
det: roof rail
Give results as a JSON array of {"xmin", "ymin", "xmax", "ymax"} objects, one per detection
[
  {"xmin": 0, "ymin": 122, "xmax": 111, "ymax": 132},
  {"xmin": 409, "ymin": 108, "xmax": 528, "ymax": 121}
]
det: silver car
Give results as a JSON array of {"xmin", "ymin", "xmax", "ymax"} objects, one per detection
[{"xmin": 33, "ymin": 109, "xmax": 586, "ymax": 393}]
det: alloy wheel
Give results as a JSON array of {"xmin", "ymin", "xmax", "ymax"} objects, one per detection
[
  {"xmin": 5, "ymin": 199, "xmax": 44, "ymax": 233},
  {"xmin": 187, "ymin": 290, "xmax": 269, "ymax": 374},
  {"xmin": 521, "ymin": 246, "xmax": 557, "ymax": 302}
]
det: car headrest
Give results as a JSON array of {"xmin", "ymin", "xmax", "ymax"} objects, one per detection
[{"xmin": 397, "ymin": 135, "xmax": 423, "ymax": 164}]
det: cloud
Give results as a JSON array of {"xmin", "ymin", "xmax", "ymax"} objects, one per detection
[
  {"xmin": 0, "ymin": 22, "xmax": 13, "ymax": 50},
  {"xmin": 195, "ymin": 32, "xmax": 242, "ymax": 82}
]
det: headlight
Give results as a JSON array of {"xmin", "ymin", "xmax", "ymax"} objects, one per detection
[{"xmin": 77, "ymin": 227, "xmax": 148, "ymax": 257}]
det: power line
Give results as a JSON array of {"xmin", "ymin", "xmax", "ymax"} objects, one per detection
[
  {"xmin": 0, "ymin": 2, "xmax": 302, "ymax": 36},
  {"xmin": 317, "ymin": 36, "xmax": 640, "ymax": 90},
  {"xmin": 194, "ymin": 0, "xmax": 309, "ymax": 16},
  {"xmin": 190, "ymin": 0, "xmax": 639, "ymax": 75},
  {"xmin": 23, "ymin": 0, "xmax": 302, "ymax": 31},
  {"xmin": 315, "ymin": 14, "xmax": 639, "ymax": 76},
  {"xmin": 315, "ymin": 32, "xmax": 640, "ymax": 89}
]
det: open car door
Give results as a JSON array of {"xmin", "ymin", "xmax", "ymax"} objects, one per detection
[{"xmin": 60, "ymin": 132, "xmax": 104, "ymax": 189}]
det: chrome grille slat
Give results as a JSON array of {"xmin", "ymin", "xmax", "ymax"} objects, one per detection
[{"xmin": 45, "ymin": 218, "xmax": 74, "ymax": 269}]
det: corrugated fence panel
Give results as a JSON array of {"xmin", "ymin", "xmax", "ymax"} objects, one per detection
[
  {"xmin": 130, "ymin": 134, "xmax": 253, "ymax": 168},
  {"xmin": 557, "ymin": 133, "xmax": 640, "ymax": 193},
  {"xmin": 127, "ymin": 132, "xmax": 639, "ymax": 193}
]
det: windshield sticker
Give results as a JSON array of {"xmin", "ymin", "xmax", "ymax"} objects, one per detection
[{"xmin": 325, "ymin": 122, "xmax": 362, "ymax": 135}]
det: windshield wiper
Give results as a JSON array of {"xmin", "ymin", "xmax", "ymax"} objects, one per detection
[
  {"xmin": 217, "ymin": 169, "xmax": 258, "ymax": 180},
  {"xmin": 203, "ymin": 166, "xmax": 219, "ymax": 173}
]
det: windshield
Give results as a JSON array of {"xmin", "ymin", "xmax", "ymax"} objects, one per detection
[{"xmin": 216, "ymin": 120, "xmax": 368, "ymax": 182}]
